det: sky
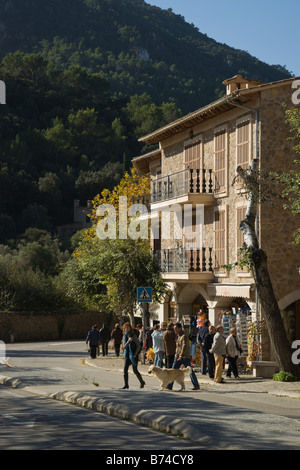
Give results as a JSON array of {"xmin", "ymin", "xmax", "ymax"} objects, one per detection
[{"xmin": 146, "ymin": 0, "xmax": 300, "ymax": 76}]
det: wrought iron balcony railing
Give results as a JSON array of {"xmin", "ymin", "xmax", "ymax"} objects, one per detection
[
  {"xmin": 151, "ymin": 168, "xmax": 213, "ymax": 203},
  {"xmin": 154, "ymin": 248, "xmax": 213, "ymax": 273}
]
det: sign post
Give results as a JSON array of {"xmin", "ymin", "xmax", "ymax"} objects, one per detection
[{"xmin": 137, "ymin": 287, "xmax": 152, "ymax": 364}]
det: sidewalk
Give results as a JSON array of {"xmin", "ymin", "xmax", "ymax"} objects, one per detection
[
  {"xmin": 1, "ymin": 352, "xmax": 300, "ymax": 449},
  {"xmin": 84, "ymin": 354, "xmax": 300, "ymax": 398}
]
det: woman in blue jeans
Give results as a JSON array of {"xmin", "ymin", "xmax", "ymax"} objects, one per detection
[
  {"xmin": 121, "ymin": 322, "xmax": 146, "ymax": 389},
  {"xmin": 167, "ymin": 323, "xmax": 200, "ymax": 391}
]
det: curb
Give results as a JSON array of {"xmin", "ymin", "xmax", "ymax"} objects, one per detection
[{"xmin": 0, "ymin": 373, "xmax": 210, "ymax": 445}]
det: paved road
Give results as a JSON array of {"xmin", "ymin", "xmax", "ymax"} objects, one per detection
[
  {"xmin": 0, "ymin": 386, "xmax": 199, "ymax": 450},
  {"xmin": 1, "ymin": 341, "xmax": 300, "ymax": 450}
]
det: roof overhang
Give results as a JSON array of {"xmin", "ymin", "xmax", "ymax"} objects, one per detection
[
  {"xmin": 138, "ymin": 76, "xmax": 299, "ymax": 145},
  {"xmin": 132, "ymin": 148, "xmax": 161, "ymax": 174}
]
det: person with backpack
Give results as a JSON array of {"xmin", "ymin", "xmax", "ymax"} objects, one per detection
[{"xmin": 121, "ymin": 322, "xmax": 145, "ymax": 390}]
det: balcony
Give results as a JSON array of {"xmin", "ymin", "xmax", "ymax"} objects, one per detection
[
  {"xmin": 151, "ymin": 168, "xmax": 213, "ymax": 204},
  {"xmin": 154, "ymin": 248, "xmax": 214, "ymax": 281}
]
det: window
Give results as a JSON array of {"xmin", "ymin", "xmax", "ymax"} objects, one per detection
[
  {"xmin": 214, "ymin": 128, "xmax": 227, "ymax": 193},
  {"xmin": 185, "ymin": 139, "xmax": 201, "ymax": 169},
  {"xmin": 214, "ymin": 209, "xmax": 226, "ymax": 272},
  {"xmin": 185, "ymin": 139, "xmax": 201, "ymax": 192},
  {"xmin": 237, "ymin": 119, "xmax": 251, "ymax": 171}
]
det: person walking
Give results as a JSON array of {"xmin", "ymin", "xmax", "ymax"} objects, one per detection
[
  {"xmin": 99, "ymin": 323, "xmax": 110, "ymax": 356},
  {"xmin": 210, "ymin": 325, "xmax": 226, "ymax": 383},
  {"xmin": 197, "ymin": 320, "xmax": 211, "ymax": 375},
  {"xmin": 160, "ymin": 321, "xmax": 167, "ymax": 366},
  {"xmin": 203, "ymin": 325, "xmax": 216, "ymax": 379},
  {"xmin": 163, "ymin": 322, "xmax": 176, "ymax": 369},
  {"xmin": 152, "ymin": 324, "xmax": 164, "ymax": 368},
  {"xmin": 226, "ymin": 327, "xmax": 242, "ymax": 379},
  {"xmin": 168, "ymin": 322, "xmax": 200, "ymax": 391},
  {"xmin": 121, "ymin": 322, "xmax": 146, "ymax": 390},
  {"xmin": 110, "ymin": 323, "xmax": 123, "ymax": 357},
  {"xmin": 85, "ymin": 325, "xmax": 100, "ymax": 359}
]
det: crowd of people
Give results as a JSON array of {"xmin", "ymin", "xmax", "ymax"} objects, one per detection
[{"xmin": 85, "ymin": 318, "xmax": 243, "ymax": 389}]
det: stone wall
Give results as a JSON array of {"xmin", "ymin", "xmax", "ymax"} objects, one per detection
[
  {"xmin": 0, "ymin": 311, "xmax": 118, "ymax": 343},
  {"xmin": 260, "ymin": 84, "xmax": 300, "ymax": 304}
]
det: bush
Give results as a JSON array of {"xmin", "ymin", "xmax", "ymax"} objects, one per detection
[{"xmin": 272, "ymin": 371, "xmax": 299, "ymax": 382}]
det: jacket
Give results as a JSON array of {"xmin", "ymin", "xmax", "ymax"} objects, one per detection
[
  {"xmin": 123, "ymin": 332, "xmax": 140, "ymax": 366},
  {"xmin": 100, "ymin": 325, "xmax": 110, "ymax": 342},
  {"xmin": 226, "ymin": 334, "xmax": 242, "ymax": 357},
  {"xmin": 203, "ymin": 333, "xmax": 214, "ymax": 353},
  {"xmin": 111, "ymin": 327, "xmax": 123, "ymax": 345},
  {"xmin": 175, "ymin": 331, "xmax": 191, "ymax": 359},
  {"xmin": 86, "ymin": 328, "xmax": 100, "ymax": 346},
  {"xmin": 163, "ymin": 327, "xmax": 176, "ymax": 355},
  {"xmin": 211, "ymin": 332, "xmax": 226, "ymax": 355},
  {"xmin": 152, "ymin": 330, "xmax": 164, "ymax": 353},
  {"xmin": 197, "ymin": 326, "xmax": 209, "ymax": 347}
]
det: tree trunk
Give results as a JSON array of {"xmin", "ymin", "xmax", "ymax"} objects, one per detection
[{"xmin": 238, "ymin": 162, "xmax": 300, "ymax": 378}]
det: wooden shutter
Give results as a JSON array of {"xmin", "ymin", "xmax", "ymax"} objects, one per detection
[
  {"xmin": 214, "ymin": 130, "xmax": 226, "ymax": 192},
  {"xmin": 185, "ymin": 140, "xmax": 201, "ymax": 191},
  {"xmin": 237, "ymin": 120, "xmax": 250, "ymax": 170},
  {"xmin": 215, "ymin": 210, "xmax": 226, "ymax": 271}
]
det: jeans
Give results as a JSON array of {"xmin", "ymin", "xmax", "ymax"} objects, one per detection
[
  {"xmin": 114, "ymin": 343, "xmax": 121, "ymax": 357},
  {"xmin": 201, "ymin": 347, "xmax": 207, "ymax": 374},
  {"xmin": 166, "ymin": 355, "xmax": 175, "ymax": 369},
  {"xmin": 123, "ymin": 356, "xmax": 144, "ymax": 387},
  {"xmin": 206, "ymin": 352, "xmax": 215, "ymax": 378},
  {"xmin": 168, "ymin": 357, "xmax": 199, "ymax": 389},
  {"xmin": 90, "ymin": 344, "xmax": 97, "ymax": 359},
  {"xmin": 102, "ymin": 342, "xmax": 108, "ymax": 356},
  {"xmin": 154, "ymin": 351, "xmax": 163, "ymax": 368}
]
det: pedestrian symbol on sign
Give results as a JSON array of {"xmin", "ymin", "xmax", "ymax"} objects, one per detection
[{"xmin": 137, "ymin": 287, "xmax": 152, "ymax": 303}]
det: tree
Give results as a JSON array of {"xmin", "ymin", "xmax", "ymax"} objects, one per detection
[
  {"xmin": 236, "ymin": 160, "xmax": 300, "ymax": 378},
  {"xmin": 271, "ymin": 108, "xmax": 300, "ymax": 244},
  {"xmin": 64, "ymin": 168, "xmax": 166, "ymax": 324}
]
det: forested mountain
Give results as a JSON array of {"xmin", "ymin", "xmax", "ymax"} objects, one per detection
[
  {"xmin": 0, "ymin": 0, "xmax": 292, "ymax": 243},
  {"xmin": 0, "ymin": 0, "xmax": 291, "ymax": 113}
]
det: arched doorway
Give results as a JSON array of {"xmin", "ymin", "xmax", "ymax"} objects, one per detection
[
  {"xmin": 279, "ymin": 290, "xmax": 300, "ymax": 343},
  {"xmin": 282, "ymin": 299, "xmax": 300, "ymax": 342},
  {"xmin": 177, "ymin": 284, "xmax": 209, "ymax": 321}
]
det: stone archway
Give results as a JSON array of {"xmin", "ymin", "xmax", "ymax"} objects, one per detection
[
  {"xmin": 176, "ymin": 284, "xmax": 209, "ymax": 319},
  {"xmin": 279, "ymin": 290, "xmax": 300, "ymax": 342}
]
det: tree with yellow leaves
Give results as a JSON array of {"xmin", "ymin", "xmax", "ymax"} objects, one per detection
[{"xmin": 62, "ymin": 168, "xmax": 166, "ymax": 326}]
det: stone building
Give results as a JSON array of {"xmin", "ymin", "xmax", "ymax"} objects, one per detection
[{"xmin": 132, "ymin": 74, "xmax": 300, "ymax": 362}]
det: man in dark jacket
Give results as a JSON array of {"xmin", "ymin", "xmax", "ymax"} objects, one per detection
[
  {"xmin": 111, "ymin": 323, "xmax": 123, "ymax": 357},
  {"xmin": 86, "ymin": 325, "xmax": 100, "ymax": 359},
  {"xmin": 197, "ymin": 320, "xmax": 211, "ymax": 375},
  {"xmin": 100, "ymin": 324, "xmax": 111, "ymax": 356},
  {"xmin": 163, "ymin": 322, "xmax": 176, "ymax": 369},
  {"xmin": 203, "ymin": 325, "xmax": 216, "ymax": 379}
]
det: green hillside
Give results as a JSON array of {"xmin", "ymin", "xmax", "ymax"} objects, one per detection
[
  {"xmin": 0, "ymin": 0, "xmax": 294, "ymax": 311},
  {"xmin": 0, "ymin": 0, "xmax": 291, "ymax": 114},
  {"xmin": 0, "ymin": 0, "xmax": 292, "ymax": 243}
]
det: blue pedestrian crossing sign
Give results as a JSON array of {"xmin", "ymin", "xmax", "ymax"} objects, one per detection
[{"xmin": 137, "ymin": 287, "xmax": 152, "ymax": 303}]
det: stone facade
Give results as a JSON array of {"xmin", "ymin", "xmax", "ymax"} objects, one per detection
[
  {"xmin": 133, "ymin": 75, "xmax": 300, "ymax": 360},
  {"xmin": 0, "ymin": 311, "xmax": 118, "ymax": 343}
]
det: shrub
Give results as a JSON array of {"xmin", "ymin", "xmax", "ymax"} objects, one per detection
[{"xmin": 272, "ymin": 371, "xmax": 299, "ymax": 382}]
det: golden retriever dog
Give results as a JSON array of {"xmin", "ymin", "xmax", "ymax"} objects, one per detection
[{"xmin": 148, "ymin": 365, "xmax": 191, "ymax": 391}]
